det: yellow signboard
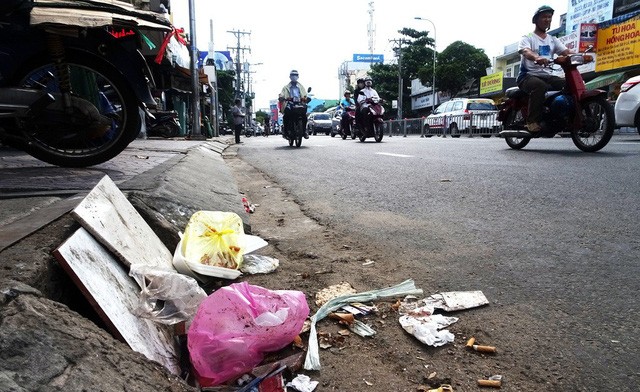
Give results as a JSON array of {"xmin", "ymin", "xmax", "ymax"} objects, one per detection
[
  {"xmin": 480, "ymin": 72, "xmax": 504, "ymax": 95},
  {"xmin": 596, "ymin": 14, "xmax": 640, "ymax": 72}
]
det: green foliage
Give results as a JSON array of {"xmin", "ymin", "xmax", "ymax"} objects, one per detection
[
  {"xmin": 216, "ymin": 70, "xmax": 235, "ymax": 123},
  {"xmin": 368, "ymin": 29, "xmax": 491, "ymax": 117},
  {"xmin": 429, "ymin": 41, "xmax": 491, "ymax": 97},
  {"xmin": 255, "ymin": 110, "xmax": 269, "ymax": 124}
]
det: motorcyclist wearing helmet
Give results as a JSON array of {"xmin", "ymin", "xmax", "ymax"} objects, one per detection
[
  {"xmin": 339, "ymin": 91, "xmax": 354, "ymax": 110},
  {"xmin": 278, "ymin": 69, "xmax": 309, "ymax": 139},
  {"xmin": 356, "ymin": 76, "xmax": 381, "ymax": 130},
  {"xmin": 339, "ymin": 90, "xmax": 355, "ymax": 131},
  {"xmin": 517, "ymin": 5, "xmax": 572, "ymax": 133},
  {"xmin": 353, "ymin": 78, "xmax": 366, "ymax": 130}
]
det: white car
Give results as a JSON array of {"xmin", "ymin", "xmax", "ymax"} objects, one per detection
[
  {"xmin": 423, "ymin": 98, "xmax": 502, "ymax": 137},
  {"xmin": 614, "ymin": 75, "xmax": 640, "ymax": 135}
]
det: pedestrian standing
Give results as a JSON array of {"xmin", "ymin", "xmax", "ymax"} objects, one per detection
[
  {"xmin": 263, "ymin": 116, "xmax": 270, "ymax": 137},
  {"xmin": 231, "ymin": 98, "xmax": 245, "ymax": 144}
]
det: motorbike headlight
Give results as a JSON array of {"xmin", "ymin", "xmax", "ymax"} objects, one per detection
[{"xmin": 570, "ymin": 55, "xmax": 585, "ymax": 65}]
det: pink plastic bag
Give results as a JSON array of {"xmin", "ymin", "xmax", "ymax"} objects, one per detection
[{"xmin": 188, "ymin": 282, "xmax": 309, "ymax": 386}]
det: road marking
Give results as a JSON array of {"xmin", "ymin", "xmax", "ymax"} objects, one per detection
[{"xmin": 375, "ymin": 152, "xmax": 414, "ymax": 158}]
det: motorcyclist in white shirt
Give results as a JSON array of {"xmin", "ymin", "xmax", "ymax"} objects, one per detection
[{"xmin": 356, "ymin": 76, "xmax": 380, "ymax": 130}]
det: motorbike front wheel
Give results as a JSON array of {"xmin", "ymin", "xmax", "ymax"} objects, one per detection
[
  {"xmin": 293, "ymin": 120, "xmax": 303, "ymax": 147},
  {"xmin": 571, "ymin": 96, "xmax": 615, "ymax": 152},
  {"xmin": 374, "ymin": 122, "xmax": 383, "ymax": 142},
  {"xmin": 14, "ymin": 51, "xmax": 141, "ymax": 167}
]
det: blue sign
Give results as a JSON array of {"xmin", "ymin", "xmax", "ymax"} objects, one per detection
[{"xmin": 353, "ymin": 53, "xmax": 384, "ymax": 63}]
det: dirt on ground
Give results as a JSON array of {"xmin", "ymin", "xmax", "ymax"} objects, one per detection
[{"xmin": 224, "ymin": 155, "xmax": 518, "ymax": 392}]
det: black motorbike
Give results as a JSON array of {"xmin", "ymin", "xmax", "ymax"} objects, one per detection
[
  {"xmin": 146, "ymin": 109, "xmax": 181, "ymax": 138},
  {"xmin": 0, "ymin": 0, "xmax": 172, "ymax": 167}
]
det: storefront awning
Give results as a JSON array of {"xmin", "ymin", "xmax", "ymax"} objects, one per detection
[{"xmin": 584, "ymin": 71, "xmax": 627, "ymax": 89}]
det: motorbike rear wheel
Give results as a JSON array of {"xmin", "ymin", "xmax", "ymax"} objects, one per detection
[
  {"xmin": 571, "ymin": 96, "xmax": 614, "ymax": 152},
  {"xmin": 13, "ymin": 51, "xmax": 140, "ymax": 167},
  {"xmin": 503, "ymin": 108, "xmax": 531, "ymax": 150}
]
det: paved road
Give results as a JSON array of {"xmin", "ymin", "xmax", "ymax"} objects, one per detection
[{"xmin": 236, "ymin": 133, "xmax": 640, "ymax": 389}]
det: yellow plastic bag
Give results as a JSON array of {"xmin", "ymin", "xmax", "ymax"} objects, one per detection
[{"xmin": 182, "ymin": 211, "xmax": 245, "ymax": 270}]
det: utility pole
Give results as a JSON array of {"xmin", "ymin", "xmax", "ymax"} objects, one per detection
[
  {"xmin": 367, "ymin": 2, "xmax": 376, "ymax": 56},
  {"xmin": 208, "ymin": 19, "xmax": 219, "ymax": 137},
  {"xmin": 390, "ymin": 38, "xmax": 409, "ymax": 121},
  {"xmin": 187, "ymin": 0, "xmax": 204, "ymax": 139},
  {"xmin": 227, "ymin": 30, "xmax": 251, "ymax": 128}
]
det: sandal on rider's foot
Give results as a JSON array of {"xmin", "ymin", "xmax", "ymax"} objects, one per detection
[{"xmin": 525, "ymin": 122, "xmax": 541, "ymax": 133}]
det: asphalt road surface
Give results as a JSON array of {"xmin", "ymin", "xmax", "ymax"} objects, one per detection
[{"xmin": 236, "ymin": 132, "xmax": 640, "ymax": 389}]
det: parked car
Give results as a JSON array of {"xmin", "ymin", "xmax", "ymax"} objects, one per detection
[
  {"xmin": 330, "ymin": 109, "xmax": 343, "ymax": 137},
  {"xmin": 614, "ymin": 75, "xmax": 640, "ymax": 135},
  {"xmin": 423, "ymin": 98, "xmax": 501, "ymax": 137},
  {"xmin": 307, "ymin": 112, "xmax": 333, "ymax": 135}
]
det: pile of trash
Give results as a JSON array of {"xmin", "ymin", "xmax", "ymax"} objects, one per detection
[{"xmin": 53, "ymin": 175, "xmax": 496, "ymax": 391}]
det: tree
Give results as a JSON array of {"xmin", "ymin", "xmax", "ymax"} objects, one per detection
[
  {"xmin": 216, "ymin": 70, "xmax": 235, "ymax": 124},
  {"xmin": 368, "ymin": 28, "xmax": 435, "ymax": 118},
  {"xmin": 368, "ymin": 29, "xmax": 491, "ymax": 117},
  {"xmin": 255, "ymin": 110, "xmax": 269, "ymax": 125},
  {"xmin": 428, "ymin": 41, "xmax": 491, "ymax": 97}
]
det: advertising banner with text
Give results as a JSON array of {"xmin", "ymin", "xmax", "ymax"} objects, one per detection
[
  {"xmin": 595, "ymin": 13, "xmax": 640, "ymax": 72},
  {"xmin": 480, "ymin": 72, "xmax": 504, "ymax": 95}
]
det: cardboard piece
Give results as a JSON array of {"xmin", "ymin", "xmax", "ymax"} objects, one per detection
[{"xmin": 53, "ymin": 227, "xmax": 180, "ymax": 375}]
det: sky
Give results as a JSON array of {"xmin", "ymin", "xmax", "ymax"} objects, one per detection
[{"xmin": 171, "ymin": 0, "xmax": 570, "ymax": 111}]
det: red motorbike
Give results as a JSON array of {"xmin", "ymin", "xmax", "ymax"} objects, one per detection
[
  {"xmin": 358, "ymin": 97, "xmax": 385, "ymax": 142},
  {"xmin": 340, "ymin": 104, "xmax": 357, "ymax": 140},
  {"xmin": 498, "ymin": 52, "xmax": 614, "ymax": 152}
]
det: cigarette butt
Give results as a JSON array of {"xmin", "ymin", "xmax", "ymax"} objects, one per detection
[
  {"xmin": 466, "ymin": 337, "xmax": 476, "ymax": 347},
  {"xmin": 472, "ymin": 344, "xmax": 497, "ymax": 353},
  {"xmin": 477, "ymin": 379, "xmax": 501, "ymax": 388}
]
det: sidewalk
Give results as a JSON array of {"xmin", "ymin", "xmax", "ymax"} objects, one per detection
[
  {"xmin": 0, "ymin": 137, "xmax": 244, "ymax": 251},
  {"xmin": 0, "ymin": 137, "xmax": 247, "ymax": 391}
]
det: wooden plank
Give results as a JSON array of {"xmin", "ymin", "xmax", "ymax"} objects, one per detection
[
  {"xmin": 53, "ymin": 228, "xmax": 180, "ymax": 375},
  {"xmin": 71, "ymin": 175, "xmax": 174, "ymax": 271}
]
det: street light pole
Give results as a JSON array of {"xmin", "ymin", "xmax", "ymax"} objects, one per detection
[{"xmin": 415, "ymin": 17, "xmax": 437, "ymax": 113}]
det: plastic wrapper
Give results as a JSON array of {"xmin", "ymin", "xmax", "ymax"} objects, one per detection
[
  {"xmin": 188, "ymin": 282, "xmax": 309, "ymax": 386},
  {"xmin": 240, "ymin": 254, "xmax": 279, "ymax": 275},
  {"xmin": 129, "ymin": 264, "xmax": 207, "ymax": 325},
  {"xmin": 182, "ymin": 211, "xmax": 246, "ymax": 270}
]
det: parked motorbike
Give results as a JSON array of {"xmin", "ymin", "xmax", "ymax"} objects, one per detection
[
  {"xmin": 340, "ymin": 105, "xmax": 357, "ymax": 140},
  {"xmin": 145, "ymin": 109, "xmax": 181, "ymax": 138},
  {"xmin": 0, "ymin": 1, "xmax": 173, "ymax": 167},
  {"xmin": 498, "ymin": 52, "xmax": 614, "ymax": 152},
  {"xmin": 358, "ymin": 97, "xmax": 385, "ymax": 142}
]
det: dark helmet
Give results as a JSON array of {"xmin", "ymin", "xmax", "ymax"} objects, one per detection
[
  {"xmin": 364, "ymin": 76, "xmax": 373, "ymax": 86},
  {"xmin": 532, "ymin": 5, "xmax": 554, "ymax": 23},
  {"xmin": 356, "ymin": 78, "xmax": 364, "ymax": 84},
  {"xmin": 344, "ymin": 91, "xmax": 351, "ymax": 96}
]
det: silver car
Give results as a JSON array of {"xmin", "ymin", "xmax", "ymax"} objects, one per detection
[{"xmin": 307, "ymin": 112, "xmax": 332, "ymax": 135}]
